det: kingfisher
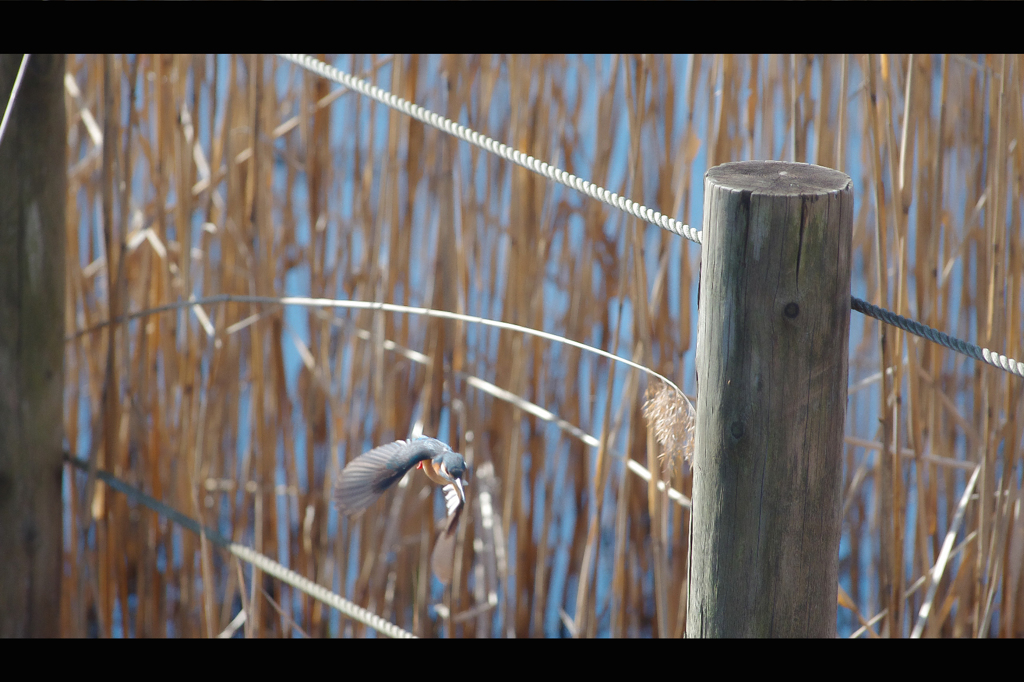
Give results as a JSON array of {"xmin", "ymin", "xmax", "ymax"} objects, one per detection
[{"xmin": 333, "ymin": 436, "xmax": 468, "ymax": 583}]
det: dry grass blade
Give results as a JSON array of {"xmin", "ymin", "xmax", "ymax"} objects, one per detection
[{"xmin": 911, "ymin": 465, "xmax": 981, "ymax": 638}]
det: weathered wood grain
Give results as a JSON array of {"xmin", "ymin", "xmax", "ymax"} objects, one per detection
[
  {"xmin": 687, "ymin": 160, "xmax": 853, "ymax": 637},
  {"xmin": 0, "ymin": 54, "xmax": 67, "ymax": 637}
]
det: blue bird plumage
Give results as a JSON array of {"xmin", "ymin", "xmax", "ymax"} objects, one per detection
[
  {"xmin": 333, "ymin": 436, "xmax": 469, "ymax": 585},
  {"xmin": 332, "ymin": 436, "xmax": 467, "ymax": 516}
]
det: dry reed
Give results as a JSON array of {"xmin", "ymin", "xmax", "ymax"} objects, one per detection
[{"xmin": 61, "ymin": 54, "xmax": 1024, "ymax": 638}]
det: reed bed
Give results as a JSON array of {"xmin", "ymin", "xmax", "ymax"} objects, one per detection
[{"xmin": 61, "ymin": 54, "xmax": 1024, "ymax": 637}]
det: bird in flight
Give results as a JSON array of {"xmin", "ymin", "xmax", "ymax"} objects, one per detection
[{"xmin": 333, "ymin": 436, "xmax": 468, "ymax": 584}]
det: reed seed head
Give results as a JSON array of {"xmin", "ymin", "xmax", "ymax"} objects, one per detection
[{"xmin": 642, "ymin": 381, "xmax": 696, "ymax": 476}]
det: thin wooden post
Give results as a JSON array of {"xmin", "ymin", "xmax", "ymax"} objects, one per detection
[{"xmin": 687, "ymin": 160, "xmax": 853, "ymax": 637}]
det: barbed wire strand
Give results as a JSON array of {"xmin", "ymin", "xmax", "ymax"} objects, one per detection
[
  {"xmin": 63, "ymin": 454, "xmax": 416, "ymax": 639},
  {"xmin": 276, "ymin": 54, "xmax": 1023, "ymax": 381}
]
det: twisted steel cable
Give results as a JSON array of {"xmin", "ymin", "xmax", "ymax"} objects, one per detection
[
  {"xmin": 851, "ymin": 296, "xmax": 1023, "ymax": 379},
  {"xmin": 65, "ymin": 454, "xmax": 416, "ymax": 639},
  {"xmin": 278, "ymin": 54, "xmax": 1023, "ymax": 381},
  {"xmin": 278, "ymin": 54, "xmax": 703, "ymax": 245}
]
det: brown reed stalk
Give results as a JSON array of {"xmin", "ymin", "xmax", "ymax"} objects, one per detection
[{"xmin": 58, "ymin": 54, "xmax": 1024, "ymax": 638}]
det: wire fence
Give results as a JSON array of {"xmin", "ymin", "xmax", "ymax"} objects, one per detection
[
  {"xmin": 278, "ymin": 53, "xmax": 1024, "ymax": 381},
  {"xmin": 64, "ymin": 454, "xmax": 416, "ymax": 638}
]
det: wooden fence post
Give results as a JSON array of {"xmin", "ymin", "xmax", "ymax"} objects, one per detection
[
  {"xmin": 0, "ymin": 54, "xmax": 67, "ymax": 637},
  {"xmin": 686, "ymin": 161, "xmax": 853, "ymax": 637}
]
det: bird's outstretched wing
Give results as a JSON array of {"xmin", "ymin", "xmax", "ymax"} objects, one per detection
[{"xmin": 333, "ymin": 439, "xmax": 432, "ymax": 515}]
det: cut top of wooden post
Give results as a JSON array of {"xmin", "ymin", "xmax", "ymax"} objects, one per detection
[
  {"xmin": 689, "ymin": 159, "xmax": 853, "ymax": 638},
  {"xmin": 706, "ymin": 160, "xmax": 850, "ymax": 197}
]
